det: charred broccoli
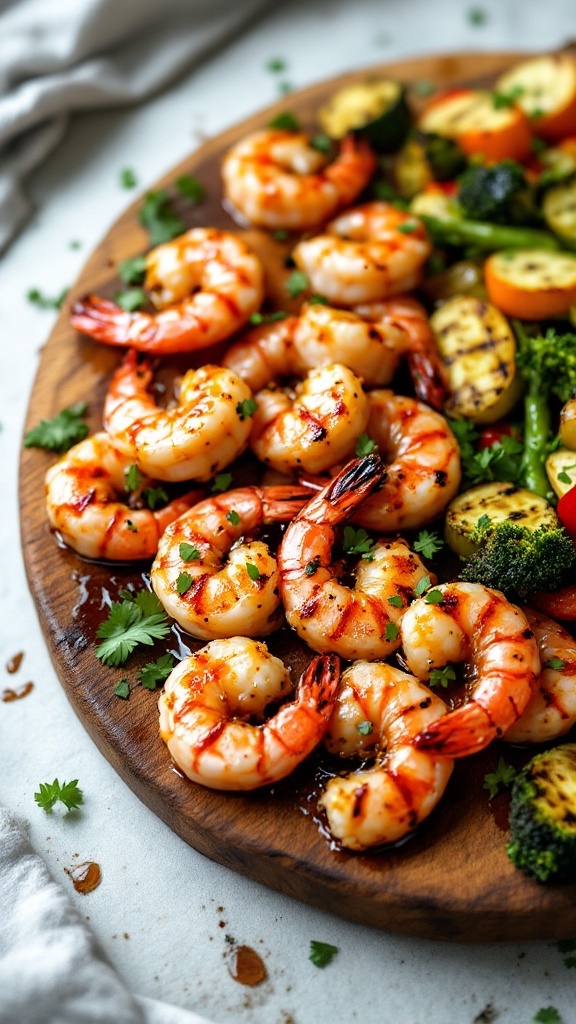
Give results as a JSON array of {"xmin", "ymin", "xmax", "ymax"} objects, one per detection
[
  {"xmin": 459, "ymin": 517, "xmax": 576, "ymax": 599},
  {"xmin": 457, "ymin": 160, "xmax": 535, "ymax": 224},
  {"xmin": 507, "ymin": 745, "xmax": 576, "ymax": 884},
  {"xmin": 395, "ymin": 130, "xmax": 466, "ymax": 198}
]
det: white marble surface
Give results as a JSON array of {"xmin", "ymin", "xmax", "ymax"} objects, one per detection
[{"xmin": 3, "ymin": 1, "xmax": 576, "ymax": 1022}]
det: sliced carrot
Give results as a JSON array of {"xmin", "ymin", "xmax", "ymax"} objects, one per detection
[
  {"xmin": 418, "ymin": 88, "xmax": 531, "ymax": 163},
  {"xmin": 496, "ymin": 54, "xmax": 576, "ymax": 142},
  {"xmin": 485, "ymin": 249, "xmax": 576, "ymax": 319}
]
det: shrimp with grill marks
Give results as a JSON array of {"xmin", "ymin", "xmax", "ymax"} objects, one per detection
[
  {"xmin": 159, "ymin": 637, "xmax": 340, "ymax": 790},
  {"xmin": 45, "ymin": 432, "xmax": 202, "ymax": 560},
  {"xmin": 278, "ymin": 455, "xmax": 432, "ymax": 661},
  {"xmin": 221, "ymin": 129, "xmax": 376, "ymax": 230},
  {"xmin": 319, "ymin": 661, "xmax": 454, "ymax": 850},
  {"xmin": 71, "ymin": 228, "xmax": 264, "ymax": 354},
  {"xmin": 401, "ymin": 582, "xmax": 541, "ymax": 758},
  {"xmin": 151, "ymin": 484, "xmax": 311, "ymax": 640}
]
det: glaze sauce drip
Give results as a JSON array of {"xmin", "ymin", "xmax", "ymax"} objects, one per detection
[
  {"xmin": 6, "ymin": 652, "xmax": 24, "ymax": 674},
  {"xmin": 2, "ymin": 682, "xmax": 34, "ymax": 703},
  {"xmin": 227, "ymin": 944, "xmax": 267, "ymax": 986},
  {"xmin": 64, "ymin": 861, "xmax": 102, "ymax": 894}
]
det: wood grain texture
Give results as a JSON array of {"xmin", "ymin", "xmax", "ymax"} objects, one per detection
[{"xmin": 20, "ymin": 49, "xmax": 576, "ymax": 941}]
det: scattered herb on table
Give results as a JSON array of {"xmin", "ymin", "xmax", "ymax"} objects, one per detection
[
  {"xmin": 120, "ymin": 168, "xmax": 138, "ymax": 189},
  {"xmin": 113, "ymin": 679, "xmax": 131, "ymax": 699},
  {"xmin": 34, "ymin": 779, "xmax": 83, "ymax": 813},
  {"xmin": 266, "ymin": 58, "xmax": 286, "ymax": 73},
  {"xmin": 309, "ymin": 940, "xmax": 338, "ymax": 968},
  {"xmin": 268, "ymin": 111, "xmax": 300, "ymax": 132},
  {"xmin": 467, "ymin": 7, "xmax": 487, "ymax": 25},
  {"xmin": 27, "ymin": 287, "xmax": 68, "ymax": 310},
  {"xmin": 24, "ymin": 402, "xmax": 89, "ymax": 453},
  {"xmin": 483, "ymin": 757, "xmax": 516, "ymax": 800},
  {"xmin": 534, "ymin": 1009, "xmax": 562, "ymax": 1024}
]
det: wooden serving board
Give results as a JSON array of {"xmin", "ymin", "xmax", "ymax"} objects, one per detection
[{"xmin": 20, "ymin": 49, "xmax": 576, "ymax": 942}]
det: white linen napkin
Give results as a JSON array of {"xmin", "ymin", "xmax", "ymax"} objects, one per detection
[
  {"xmin": 0, "ymin": 807, "xmax": 213, "ymax": 1024},
  {"xmin": 0, "ymin": 0, "xmax": 273, "ymax": 253}
]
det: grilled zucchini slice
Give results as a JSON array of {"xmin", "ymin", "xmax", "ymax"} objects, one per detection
[
  {"xmin": 430, "ymin": 295, "xmax": 521, "ymax": 423},
  {"xmin": 507, "ymin": 744, "xmax": 576, "ymax": 884},
  {"xmin": 496, "ymin": 54, "xmax": 576, "ymax": 142},
  {"xmin": 318, "ymin": 78, "xmax": 411, "ymax": 153},
  {"xmin": 445, "ymin": 482, "xmax": 557, "ymax": 557},
  {"xmin": 542, "ymin": 176, "xmax": 576, "ymax": 245}
]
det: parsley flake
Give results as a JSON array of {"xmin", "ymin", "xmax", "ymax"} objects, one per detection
[
  {"xmin": 176, "ymin": 174, "xmax": 206, "ymax": 205},
  {"xmin": 249, "ymin": 310, "xmax": 289, "ymax": 325},
  {"xmin": 278, "ymin": 81, "xmax": 293, "ymax": 96},
  {"xmin": 115, "ymin": 287, "xmax": 147, "ymax": 312},
  {"xmin": 424, "ymin": 589, "xmax": 444, "ymax": 605},
  {"xmin": 429, "ymin": 665, "xmax": 456, "ymax": 689},
  {"xmin": 467, "ymin": 7, "xmax": 487, "ymax": 25},
  {"xmin": 285, "ymin": 269, "xmax": 309, "ymax": 297},
  {"xmin": 266, "ymin": 58, "xmax": 287, "ymax": 73},
  {"xmin": 483, "ymin": 756, "xmax": 516, "ymax": 800},
  {"xmin": 356, "ymin": 433, "xmax": 378, "ymax": 457},
  {"xmin": 309, "ymin": 293, "xmax": 329, "ymax": 305},
  {"xmin": 414, "ymin": 574, "xmax": 432, "ymax": 597},
  {"xmin": 95, "ymin": 591, "xmax": 170, "ymax": 667},
  {"xmin": 310, "ymin": 133, "xmax": 333, "ymax": 155},
  {"xmin": 142, "ymin": 485, "xmax": 168, "ymax": 510},
  {"xmin": 236, "ymin": 398, "xmax": 258, "ymax": 420},
  {"xmin": 34, "ymin": 779, "xmax": 83, "ymax": 813},
  {"xmin": 342, "ymin": 525, "xmax": 376, "ymax": 561},
  {"xmin": 558, "ymin": 464, "xmax": 576, "ymax": 485},
  {"xmin": 385, "ymin": 621, "xmax": 399, "ymax": 642},
  {"xmin": 397, "ymin": 221, "xmax": 418, "ymax": 234},
  {"xmin": 211, "ymin": 472, "xmax": 233, "ymax": 493},
  {"xmin": 118, "ymin": 254, "xmax": 147, "ymax": 285},
  {"xmin": 309, "ymin": 941, "xmax": 338, "ymax": 968},
  {"xmin": 120, "ymin": 167, "xmax": 138, "ymax": 188},
  {"xmin": 268, "ymin": 111, "xmax": 300, "ymax": 131},
  {"xmin": 24, "ymin": 402, "xmax": 89, "ymax": 453},
  {"xmin": 227, "ymin": 510, "xmax": 241, "ymax": 526},
  {"xmin": 357, "ymin": 720, "xmax": 373, "ymax": 736},
  {"xmin": 492, "ymin": 85, "xmax": 524, "ymax": 109},
  {"xmin": 414, "ymin": 530, "xmax": 444, "ymax": 560},
  {"xmin": 139, "ymin": 653, "xmax": 175, "ymax": 690},
  {"xmin": 125, "ymin": 464, "xmax": 145, "ymax": 492},
  {"xmin": 139, "ymin": 189, "xmax": 184, "ymax": 246},
  {"xmin": 544, "ymin": 657, "xmax": 565, "ymax": 671},
  {"xmin": 177, "ymin": 572, "xmax": 193, "ymax": 595},
  {"xmin": 388, "ymin": 594, "xmax": 403, "ymax": 608},
  {"xmin": 246, "ymin": 563, "xmax": 261, "ymax": 581},
  {"xmin": 179, "ymin": 543, "xmax": 200, "ymax": 562},
  {"xmin": 113, "ymin": 678, "xmax": 131, "ymax": 699},
  {"xmin": 305, "ymin": 559, "xmax": 320, "ymax": 576},
  {"xmin": 27, "ymin": 287, "xmax": 68, "ymax": 310},
  {"xmin": 534, "ymin": 1008, "xmax": 562, "ymax": 1024},
  {"xmin": 126, "ymin": 519, "xmax": 137, "ymax": 532}
]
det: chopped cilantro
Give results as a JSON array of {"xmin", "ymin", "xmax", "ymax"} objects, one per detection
[
  {"xmin": 397, "ymin": 221, "xmax": 418, "ymax": 234},
  {"xmin": 115, "ymin": 287, "xmax": 147, "ymax": 312},
  {"xmin": 309, "ymin": 293, "xmax": 329, "ymax": 305},
  {"xmin": 69, "ymin": 240, "xmax": 81, "ymax": 250},
  {"xmin": 424, "ymin": 589, "xmax": 444, "ymax": 605},
  {"xmin": 467, "ymin": 7, "xmax": 487, "ymax": 25},
  {"xmin": 176, "ymin": 174, "xmax": 205, "ymax": 205},
  {"xmin": 385, "ymin": 621, "xmax": 399, "ymax": 642},
  {"xmin": 342, "ymin": 525, "xmax": 376, "ymax": 560},
  {"xmin": 249, "ymin": 310, "xmax": 289, "ymax": 325},
  {"xmin": 268, "ymin": 111, "xmax": 300, "ymax": 131},
  {"xmin": 118, "ymin": 254, "xmax": 147, "ymax": 285},
  {"xmin": 211, "ymin": 472, "xmax": 233, "ymax": 493},
  {"xmin": 95, "ymin": 590, "xmax": 170, "ymax": 666},
  {"xmin": 120, "ymin": 168, "xmax": 138, "ymax": 188},
  {"xmin": 272, "ymin": 229, "xmax": 289, "ymax": 241},
  {"xmin": 356, "ymin": 720, "xmax": 373, "ymax": 736},
  {"xmin": 113, "ymin": 678, "xmax": 131, "ymax": 699},
  {"xmin": 34, "ymin": 779, "xmax": 83, "ymax": 813},
  {"xmin": 236, "ymin": 397, "xmax": 258, "ymax": 420},
  {"xmin": 142, "ymin": 485, "xmax": 168, "ymax": 510},
  {"xmin": 139, "ymin": 189, "xmax": 184, "ymax": 246},
  {"xmin": 24, "ymin": 402, "xmax": 89, "ymax": 453},
  {"xmin": 310, "ymin": 133, "xmax": 333, "ymax": 155},
  {"xmin": 305, "ymin": 559, "xmax": 320, "ymax": 576},
  {"xmin": 534, "ymin": 1008, "xmax": 562, "ymax": 1023},
  {"xmin": 413, "ymin": 530, "xmax": 444, "ymax": 560},
  {"xmin": 492, "ymin": 86, "xmax": 524, "ymax": 109},
  {"xmin": 179, "ymin": 542, "xmax": 200, "ymax": 562},
  {"xmin": 309, "ymin": 940, "xmax": 338, "ymax": 968},
  {"xmin": 138, "ymin": 653, "xmax": 175, "ymax": 690},
  {"xmin": 266, "ymin": 58, "xmax": 287, "ymax": 73},
  {"xmin": 483, "ymin": 756, "xmax": 517, "ymax": 800},
  {"xmin": 246, "ymin": 563, "xmax": 261, "ymax": 581},
  {"xmin": 27, "ymin": 287, "xmax": 68, "ymax": 310},
  {"xmin": 124, "ymin": 464, "xmax": 145, "ymax": 492},
  {"xmin": 356, "ymin": 433, "xmax": 378, "ymax": 457},
  {"xmin": 177, "ymin": 572, "xmax": 193, "ymax": 595},
  {"xmin": 558, "ymin": 464, "xmax": 576, "ymax": 485},
  {"xmin": 414, "ymin": 574, "xmax": 431, "ymax": 597},
  {"xmin": 285, "ymin": 269, "xmax": 309, "ymax": 297},
  {"xmin": 387, "ymin": 594, "xmax": 403, "ymax": 608},
  {"xmin": 278, "ymin": 81, "xmax": 293, "ymax": 96},
  {"xmin": 429, "ymin": 665, "xmax": 456, "ymax": 689},
  {"xmin": 226, "ymin": 510, "xmax": 241, "ymax": 526},
  {"xmin": 544, "ymin": 657, "xmax": 565, "ymax": 671}
]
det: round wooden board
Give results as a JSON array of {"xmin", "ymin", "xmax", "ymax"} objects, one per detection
[{"xmin": 20, "ymin": 49, "xmax": 576, "ymax": 942}]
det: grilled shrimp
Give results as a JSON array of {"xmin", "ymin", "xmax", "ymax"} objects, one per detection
[
  {"xmin": 222, "ymin": 296, "xmax": 444, "ymax": 407},
  {"xmin": 338, "ymin": 390, "xmax": 460, "ymax": 532},
  {"xmin": 250, "ymin": 362, "xmax": 368, "ymax": 475},
  {"xmin": 278, "ymin": 456, "xmax": 432, "ymax": 660},
  {"xmin": 319, "ymin": 661, "xmax": 453, "ymax": 850},
  {"xmin": 45, "ymin": 432, "xmax": 202, "ymax": 560},
  {"xmin": 401, "ymin": 582, "xmax": 541, "ymax": 758},
  {"xmin": 159, "ymin": 637, "xmax": 340, "ymax": 790},
  {"xmin": 151, "ymin": 484, "xmax": 311, "ymax": 640},
  {"xmin": 70, "ymin": 228, "xmax": 264, "ymax": 353},
  {"xmin": 221, "ymin": 130, "xmax": 376, "ymax": 230},
  {"xmin": 505, "ymin": 608, "xmax": 576, "ymax": 743},
  {"xmin": 293, "ymin": 202, "xmax": 431, "ymax": 306},
  {"xmin": 103, "ymin": 351, "xmax": 253, "ymax": 482}
]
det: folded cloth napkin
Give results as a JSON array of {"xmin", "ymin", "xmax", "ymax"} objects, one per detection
[
  {"xmin": 0, "ymin": 0, "xmax": 273, "ymax": 252},
  {"xmin": 0, "ymin": 807, "xmax": 212, "ymax": 1024}
]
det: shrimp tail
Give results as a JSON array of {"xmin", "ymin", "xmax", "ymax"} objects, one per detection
[
  {"xmin": 327, "ymin": 454, "xmax": 385, "ymax": 511},
  {"xmin": 407, "ymin": 349, "xmax": 445, "ymax": 412},
  {"xmin": 261, "ymin": 486, "xmax": 319, "ymax": 522},
  {"xmin": 71, "ymin": 294, "xmax": 135, "ymax": 346},
  {"xmin": 413, "ymin": 701, "xmax": 497, "ymax": 758},
  {"xmin": 298, "ymin": 653, "xmax": 341, "ymax": 712}
]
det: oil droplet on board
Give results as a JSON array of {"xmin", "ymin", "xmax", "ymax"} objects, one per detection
[
  {"xmin": 2, "ymin": 682, "xmax": 34, "ymax": 703},
  {"xmin": 227, "ymin": 944, "xmax": 267, "ymax": 986},
  {"xmin": 6, "ymin": 652, "xmax": 24, "ymax": 674},
  {"xmin": 64, "ymin": 861, "xmax": 102, "ymax": 894}
]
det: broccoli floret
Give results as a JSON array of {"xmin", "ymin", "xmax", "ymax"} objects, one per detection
[
  {"xmin": 460, "ymin": 518, "xmax": 576, "ymax": 599},
  {"xmin": 395, "ymin": 131, "xmax": 466, "ymax": 198},
  {"xmin": 458, "ymin": 160, "xmax": 535, "ymax": 224},
  {"xmin": 507, "ymin": 745, "xmax": 576, "ymax": 884},
  {"xmin": 514, "ymin": 324, "xmax": 576, "ymax": 496}
]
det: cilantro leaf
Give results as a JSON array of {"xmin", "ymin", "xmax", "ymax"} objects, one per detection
[
  {"xmin": 356, "ymin": 433, "xmax": 378, "ymax": 457},
  {"xmin": 413, "ymin": 530, "xmax": 444, "ymax": 560},
  {"xmin": 544, "ymin": 657, "xmax": 565, "ymax": 671},
  {"xmin": 305, "ymin": 559, "xmax": 320, "ymax": 576},
  {"xmin": 414, "ymin": 574, "xmax": 431, "ymax": 597},
  {"xmin": 285, "ymin": 270, "xmax": 309, "ymax": 297},
  {"xmin": 95, "ymin": 591, "xmax": 170, "ymax": 667},
  {"xmin": 177, "ymin": 572, "xmax": 193, "ymax": 595},
  {"xmin": 342, "ymin": 525, "xmax": 376, "ymax": 560},
  {"xmin": 227, "ymin": 510, "xmax": 241, "ymax": 526},
  {"xmin": 246, "ymin": 563, "xmax": 261, "ymax": 581},
  {"xmin": 176, "ymin": 174, "xmax": 206, "ymax": 205},
  {"xmin": 139, "ymin": 189, "xmax": 184, "ymax": 246},
  {"xmin": 429, "ymin": 665, "xmax": 456, "ymax": 689},
  {"xmin": 268, "ymin": 111, "xmax": 300, "ymax": 131},
  {"xmin": 356, "ymin": 720, "xmax": 373, "ymax": 736},
  {"xmin": 27, "ymin": 287, "xmax": 68, "ymax": 310},
  {"xmin": 492, "ymin": 86, "xmax": 524, "ymax": 109},
  {"xmin": 125, "ymin": 464, "xmax": 145, "ymax": 492},
  {"xmin": 266, "ymin": 58, "xmax": 286, "ymax": 73},
  {"xmin": 467, "ymin": 7, "xmax": 487, "ymax": 25},
  {"xmin": 113, "ymin": 679, "xmax": 131, "ymax": 699},
  {"xmin": 310, "ymin": 133, "xmax": 333, "ymax": 155},
  {"xmin": 249, "ymin": 310, "xmax": 289, "ymax": 325},
  {"xmin": 483, "ymin": 756, "xmax": 516, "ymax": 800},
  {"xmin": 24, "ymin": 402, "xmax": 89, "ymax": 453},
  {"xmin": 385, "ymin": 621, "xmax": 399, "ymax": 642},
  {"xmin": 388, "ymin": 594, "xmax": 403, "ymax": 608},
  {"xmin": 236, "ymin": 398, "xmax": 258, "ymax": 420},
  {"xmin": 534, "ymin": 1009, "xmax": 562, "ymax": 1024},
  {"xmin": 179, "ymin": 542, "xmax": 200, "ymax": 562},
  {"xmin": 115, "ymin": 287, "xmax": 147, "ymax": 312},
  {"xmin": 34, "ymin": 779, "xmax": 83, "ymax": 813},
  {"xmin": 138, "ymin": 653, "xmax": 175, "ymax": 690},
  {"xmin": 211, "ymin": 472, "xmax": 233, "ymax": 493},
  {"xmin": 142, "ymin": 485, "xmax": 168, "ymax": 510},
  {"xmin": 118, "ymin": 255, "xmax": 147, "ymax": 285},
  {"xmin": 309, "ymin": 941, "xmax": 338, "ymax": 968},
  {"xmin": 120, "ymin": 168, "xmax": 138, "ymax": 188},
  {"xmin": 424, "ymin": 589, "xmax": 444, "ymax": 605}
]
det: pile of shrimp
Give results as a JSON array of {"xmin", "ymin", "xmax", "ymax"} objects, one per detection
[{"xmin": 39, "ymin": 121, "xmax": 574, "ymax": 853}]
